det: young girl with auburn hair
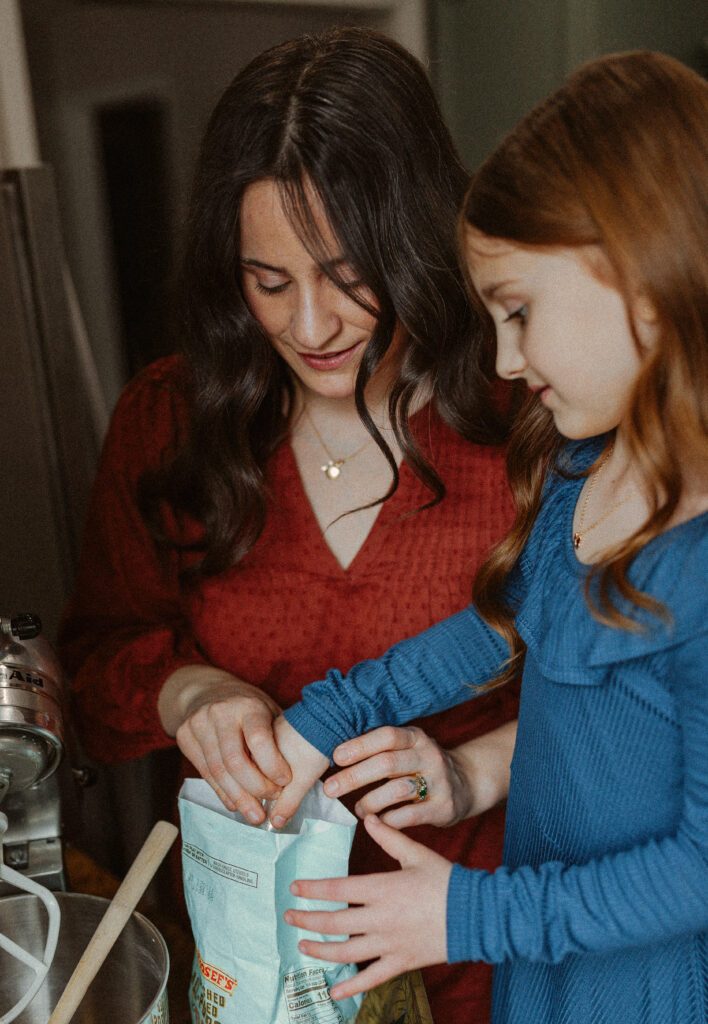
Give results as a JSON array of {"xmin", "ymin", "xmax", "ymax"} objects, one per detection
[{"xmin": 260, "ymin": 51, "xmax": 708, "ymax": 1024}]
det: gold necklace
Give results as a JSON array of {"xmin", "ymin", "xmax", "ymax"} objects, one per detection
[
  {"xmin": 572, "ymin": 446, "xmax": 635, "ymax": 550},
  {"xmin": 303, "ymin": 407, "xmax": 374, "ymax": 480}
]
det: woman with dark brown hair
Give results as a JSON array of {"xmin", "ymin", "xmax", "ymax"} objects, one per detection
[
  {"xmin": 261, "ymin": 51, "xmax": 708, "ymax": 1024},
  {"xmin": 59, "ymin": 26, "xmax": 519, "ymax": 1023}
]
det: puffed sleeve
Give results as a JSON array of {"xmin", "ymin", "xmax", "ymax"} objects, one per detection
[{"xmin": 58, "ymin": 357, "xmax": 208, "ymax": 762}]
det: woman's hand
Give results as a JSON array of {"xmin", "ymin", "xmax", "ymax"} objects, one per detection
[
  {"xmin": 323, "ymin": 720, "xmax": 518, "ymax": 829},
  {"xmin": 284, "ymin": 814, "xmax": 451, "ymax": 1000},
  {"xmin": 158, "ymin": 664, "xmax": 292, "ymax": 822}
]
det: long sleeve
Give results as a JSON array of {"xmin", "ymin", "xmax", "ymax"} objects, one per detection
[
  {"xmin": 58, "ymin": 358, "xmax": 207, "ymax": 762},
  {"xmin": 447, "ymin": 628, "xmax": 708, "ymax": 964},
  {"xmin": 283, "ymin": 604, "xmax": 511, "ymax": 758}
]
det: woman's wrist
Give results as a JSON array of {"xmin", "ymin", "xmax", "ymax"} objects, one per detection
[
  {"xmin": 157, "ymin": 664, "xmax": 279, "ymax": 736},
  {"xmin": 449, "ymin": 719, "xmax": 518, "ymax": 819}
]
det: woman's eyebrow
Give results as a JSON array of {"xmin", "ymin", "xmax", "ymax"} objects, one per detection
[
  {"xmin": 240, "ymin": 258, "xmax": 286, "ymax": 272},
  {"xmin": 240, "ymin": 256, "xmax": 349, "ymax": 274}
]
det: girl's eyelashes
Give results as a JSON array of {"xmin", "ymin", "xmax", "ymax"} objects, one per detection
[{"xmin": 503, "ymin": 304, "xmax": 528, "ymax": 325}]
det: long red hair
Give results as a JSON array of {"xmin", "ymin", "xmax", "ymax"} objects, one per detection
[{"xmin": 461, "ymin": 51, "xmax": 708, "ymax": 681}]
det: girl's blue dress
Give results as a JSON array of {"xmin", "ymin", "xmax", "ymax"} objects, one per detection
[{"xmin": 285, "ymin": 441, "xmax": 708, "ymax": 1024}]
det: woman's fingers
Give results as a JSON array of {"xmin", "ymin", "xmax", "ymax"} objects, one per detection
[
  {"xmin": 332, "ymin": 725, "xmax": 416, "ymax": 767},
  {"xmin": 175, "ymin": 694, "xmax": 290, "ymax": 819},
  {"xmin": 325, "ymin": 751, "xmax": 417, "ymax": 800},
  {"xmin": 325, "ymin": 726, "xmax": 461, "ymax": 827},
  {"xmin": 176, "ymin": 729, "xmax": 244, "ymax": 814}
]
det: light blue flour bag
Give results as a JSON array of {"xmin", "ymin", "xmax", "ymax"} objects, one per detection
[{"xmin": 179, "ymin": 778, "xmax": 363, "ymax": 1024}]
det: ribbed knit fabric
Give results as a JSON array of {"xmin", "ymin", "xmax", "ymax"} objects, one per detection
[
  {"xmin": 285, "ymin": 441, "xmax": 708, "ymax": 1024},
  {"xmin": 59, "ymin": 355, "xmax": 518, "ymax": 1024}
]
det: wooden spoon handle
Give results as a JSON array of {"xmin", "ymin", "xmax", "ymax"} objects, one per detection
[{"xmin": 47, "ymin": 820, "xmax": 178, "ymax": 1024}]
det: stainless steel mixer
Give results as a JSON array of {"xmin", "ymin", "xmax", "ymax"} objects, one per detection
[
  {"xmin": 0, "ymin": 613, "xmax": 65, "ymax": 1023},
  {"xmin": 0, "ymin": 613, "xmax": 66, "ymax": 896}
]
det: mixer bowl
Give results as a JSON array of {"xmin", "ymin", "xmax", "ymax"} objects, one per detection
[{"xmin": 0, "ymin": 892, "xmax": 169, "ymax": 1023}]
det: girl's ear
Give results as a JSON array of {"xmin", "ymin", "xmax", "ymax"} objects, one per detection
[
  {"xmin": 633, "ymin": 295, "xmax": 659, "ymax": 324},
  {"xmin": 631, "ymin": 294, "xmax": 660, "ymax": 350}
]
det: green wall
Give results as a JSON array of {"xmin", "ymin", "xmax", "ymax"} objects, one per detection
[{"xmin": 432, "ymin": 0, "xmax": 708, "ymax": 170}]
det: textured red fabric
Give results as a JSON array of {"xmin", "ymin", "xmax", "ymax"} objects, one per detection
[{"xmin": 60, "ymin": 356, "xmax": 518, "ymax": 1024}]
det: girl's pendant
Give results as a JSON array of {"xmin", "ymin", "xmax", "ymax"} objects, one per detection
[
  {"xmin": 573, "ymin": 532, "xmax": 582, "ymax": 549},
  {"xmin": 322, "ymin": 459, "xmax": 344, "ymax": 480}
]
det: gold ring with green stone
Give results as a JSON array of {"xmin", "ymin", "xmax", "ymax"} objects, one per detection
[{"xmin": 413, "ymin": 772, "xmax": 428, "ymax": 801}]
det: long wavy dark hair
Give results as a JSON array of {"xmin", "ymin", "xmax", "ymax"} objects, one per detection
[
  {"xmin": 461, "ymin": 51, "xmax": 708, "ymax": 682},
  {"xmin": 140, "ymin": 26, "xmax": 507, "ymax": 577}
]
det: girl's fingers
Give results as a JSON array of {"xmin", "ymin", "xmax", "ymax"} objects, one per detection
[
  {"xmin": 268, "ymin": 718, "xmax": 330, "ymax": 828},
  {"xmin": 285, "ymin": 905, "xmax": 367, "ymax": 938},
  {"xmin": 268, "ymin": 776, "xmax": 314, "ymax": 829},
  {"xmin": 363, "ymin": 813, "xmax": 424, "ymax": 867},
  {"xmin": 296, "ymin": 937, "xmax": 353, "ymax": 963},
  {"xmin": 297, "ymin": 934, "xmax": 380, "ymax": 969},
  {"xmin": 241, "ymin": 712, "xmax": 292, "ymax": 787},
  {"xmin": 329, "ymin": 960, "xmax": 394, "ymax": 1002},
  {"xmin": 290, "ymin": 869, "xmax": 404, "ymax": 909}
]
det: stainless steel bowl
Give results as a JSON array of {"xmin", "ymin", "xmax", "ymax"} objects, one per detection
[{"xmin": 0, "ymin": 892, "xmax": 170, "ymax": 1023}]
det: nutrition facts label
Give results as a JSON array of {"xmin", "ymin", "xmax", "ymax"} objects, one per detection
[{"xmin": 283, "ymin": 967, "xmax": 344, "ymax": 1024}]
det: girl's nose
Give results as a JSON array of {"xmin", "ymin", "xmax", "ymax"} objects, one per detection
[
  {"xmin": 290, "ymin": 287, "xmax": 341, "ymax": 350},
  {"xmin": 495, "ymin": 336, "xmax": 527, "ymax": 381}
]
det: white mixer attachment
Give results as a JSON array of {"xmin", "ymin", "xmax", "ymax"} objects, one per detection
[
  {"xmin": 0, "ymin": 613, "xmax": 63, "ymax": 1023},
  {"xmin": 0, "ymin": 810, "xmax": 61, "ymax": 1024}
]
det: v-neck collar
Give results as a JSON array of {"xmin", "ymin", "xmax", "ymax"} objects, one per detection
[{"xmin": 280, "ymin": 402, "xmax": 437, "ymax": 577}]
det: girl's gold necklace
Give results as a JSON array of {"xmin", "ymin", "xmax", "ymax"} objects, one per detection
[{"xmin": 573, "ymin": 446, "xmax": 636, "ymax": 550}]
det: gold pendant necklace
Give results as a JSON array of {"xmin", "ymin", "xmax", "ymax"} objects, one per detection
[
  {"xmin": 573, "ymin": 446, "xmax": 635, "ymax": 550},
  {"xmin": 303, "ymin": 407, "xmax": 374, "ymax": 480}
]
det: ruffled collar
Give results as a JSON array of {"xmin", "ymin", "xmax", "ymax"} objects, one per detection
[{"xmin": 514, "ymin": 440, "xmax": 708, "ymax": 685}]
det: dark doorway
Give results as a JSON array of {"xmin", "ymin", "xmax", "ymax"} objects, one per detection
[{"xmin": 98, "ymin": 98, "xmax": 174, "ymax": 377}]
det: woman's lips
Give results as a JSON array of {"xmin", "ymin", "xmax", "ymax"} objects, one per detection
[{"xmin": 298, "ymin": 340, "xmax": 365, "ymax": 371}]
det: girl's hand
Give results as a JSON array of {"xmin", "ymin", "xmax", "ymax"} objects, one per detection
[
  {"xmin": 322, "ymin": 720, "xmax": 518, "ymax": 829},
  {"xmin": 159, "ymin": 664, "xmax": 292, "ymax": 822},
  {"xmin": 284, "ymin": 814, "xmax": 451, "ymax": 1000},
  {"xmin": 267, "ymin": 716, "xmax": 331, "ymax": 829}
]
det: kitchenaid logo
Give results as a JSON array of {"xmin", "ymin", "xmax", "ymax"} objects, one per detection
[
  {"xmin": 0, "ymin": 667, "xmax": 45, "ymax": 687},
  {"xmin": 196, "ymin": 949, "xmax": 237, "ymax": 993}
]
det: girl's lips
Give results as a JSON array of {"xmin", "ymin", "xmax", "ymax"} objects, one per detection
[
  {"xmin": 298, "ymin": 340, "xmax": 365, "ymax": 371},
  {"xmin": 529, "ymin": 384, "xmax": 552, "ymax": 404}
]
